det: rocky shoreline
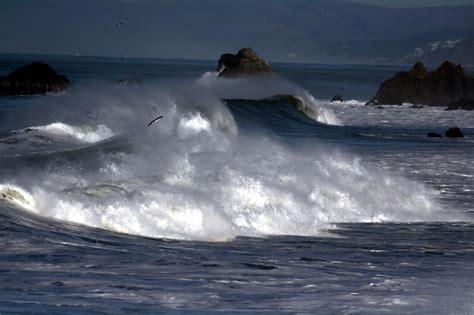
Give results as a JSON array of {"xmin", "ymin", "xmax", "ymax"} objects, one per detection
[{"xmin": 366, "ymin": 61, "xmax": 474, "ymax": 110}]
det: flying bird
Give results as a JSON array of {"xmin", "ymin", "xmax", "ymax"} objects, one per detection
[
  {"xmin": 147, "ymin": 115, "xmax": 163, "ymax": 126},
  {"xmin": 116, "ymin": 22, "xmax": 124, "ymax": 27}
]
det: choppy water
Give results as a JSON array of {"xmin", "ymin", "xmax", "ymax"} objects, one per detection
[{"xmin": 0, "ymin": 55, "xmax": 473, "ymax": 313}]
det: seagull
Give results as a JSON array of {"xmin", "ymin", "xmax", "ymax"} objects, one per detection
[
  {"xmin": 116, "ymin": 22, "xmax": 124, "ymax": 27},
  {"xmin": 147, "ymin": 115, "xmax": 163, "ymax": 126}
]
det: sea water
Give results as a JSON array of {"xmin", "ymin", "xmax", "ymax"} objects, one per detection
[{"xmin": 0, "ymin": 55, "xmax": 473, "ymax": 313}]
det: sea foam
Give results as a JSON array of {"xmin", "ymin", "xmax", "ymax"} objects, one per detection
[{"xmin": 0, "ymin": 77, "xmax": 459, "ymax": 241}]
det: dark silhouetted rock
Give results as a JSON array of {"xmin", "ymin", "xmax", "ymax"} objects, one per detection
[
  {"xmin": 446, "ymin": 99, "xmax": 474, "ymax": 111},
  {"xmin": 217, "ymin": 48, "xmax": 272, "ymax": 78},
  {"xmin": 331, "ymin": 95, "xmax": 343, "ymax": 102},
  {"xmin": 0, "ymin": 62, "xmax": 71, "ymax": 96},
  {"xmin": 368, "ymin": 61, "xmax": 474, "ymax": 107},
  {"xmin": 427, "ymin": 132, "xmax": 442, "ymax": 138},
  {"xmin": 445, "ymin": 127, "xmax": 464, "ymax": 138}
]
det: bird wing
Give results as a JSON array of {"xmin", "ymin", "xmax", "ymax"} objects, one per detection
[{"xmin": 147, "ymin": 115, "xmax": 163, "ymax": 126}]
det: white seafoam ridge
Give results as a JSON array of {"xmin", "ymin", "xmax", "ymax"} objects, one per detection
[{"xmin": 28, "ymin": 122, "xmax": 116, "ymax": 143}]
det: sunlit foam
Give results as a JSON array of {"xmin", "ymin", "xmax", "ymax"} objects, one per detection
[{"xmin": 29, "ymin": 122, "xmax": 115, "ymax": 143}]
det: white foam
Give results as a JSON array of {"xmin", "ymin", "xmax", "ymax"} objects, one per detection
[
  {"xmin": 29, "ymin": 122, "xmax": 115, "ymax": 143},
  {"xmin": 3, "ymin": 139, "xmax": 455, "ymax": 241},
  {"xmin": 295, "ymin": 92, "xmax": 342, "ymax": 125},
  {"xmin": 0, "ymin": 183, "xmax": 37, "ymax": 211},
  {"xmin": 1, "ymin": 81, "xmax": 461, "ymax": 241}
]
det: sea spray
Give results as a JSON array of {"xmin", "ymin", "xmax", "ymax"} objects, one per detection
[{"xmin": 0, "ymin": 76, "xmax": 457, "ymax": 241}]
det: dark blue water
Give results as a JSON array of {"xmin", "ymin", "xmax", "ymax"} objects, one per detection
[{"xmin": 0, "ymin": 55, "xmax": 473, "ymax": 313}]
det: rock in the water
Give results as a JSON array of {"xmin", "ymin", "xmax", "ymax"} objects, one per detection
[
  {"xmin": 0, "ymin": 62, "xmax": 71, "ymax": 95},
  {"xmin": 446, "ymin": 99, "xmax": 474, "ymax": 111},
  {"xmin": 368, "ymin": 61, "xmax": 474, "ymax": 107},
  {"xmin": 427, "ymin": 132, "xmax": 442, "ymax": 138},
  {"xmin": 217, "ymin": 48, "xmax": 272, "ymax": 78},
  {"xmin": 445, "ymin": 127, "xmax": 464, "ymax": 138},
  {"xmin": 365, "ymin": 97, "xmax": 378, "ymax": 106},
  {"xmin": 116, "ymin": 78, "xmax": 143, "ymax": 86},
  {"xmin": 331, "ymin": 95, "xmax": 343, "ymax": 102}
]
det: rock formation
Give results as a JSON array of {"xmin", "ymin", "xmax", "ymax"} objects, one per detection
[
  {"xmin": 331, "ymin": 95, "xmax": 343, "ymax": 102},
  {"xmin": 427, "ymin": 128, "xmax": 465, "ymax": 138},
  {"xmin": 446, "ymin": 99, "xmax": 474, "ymax": 111},
  {"xmin": 366, "ymin": 61, "xmax": 474, "ymax": 107},
  {"xmin": 445, "ymin": 127, "xmax": 464, "ymax": 138},
  {"xmin": 0, "ymin": 62, "xmax": 71, "ymax": 96},
  {"xmin": 216, "ymin": 48, "xmax": 272, "ymax": 78}
]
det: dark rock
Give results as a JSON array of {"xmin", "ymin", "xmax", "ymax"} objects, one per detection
[
  {"xmin": 51, "ymin": 281, "xmax": 64, "ymax": 286},
  {"xmin": 427, "ymin": 132, "xmax": 442, "ymax": 138},
  {"xmin": 331, "ymin": 95, "xmax": 343, "ymax": 102},
  {"xmin": 0, "ymin": 62, "xmax": 71, "ymax": 96},
  {"xmin": 446, "ymin": 99, "xmax": 474, "ymax": 111},
  {"xmin": 217, "ymin": 48, "xmax": 272, "ymax": 78},
  {"xmin": 445, "ymin": 127, "xmax": 464, "ymax": 138},
  {"xmin": 116, "ymin": 78, "xmax": 143, "ymax": 86},
  {"xmin": 365, "ymin": 97, "xmax": 378, "ymax": 106},
  {"xmin": 368, "ymin": 61, "xmax": 474, "ymax": 107}
]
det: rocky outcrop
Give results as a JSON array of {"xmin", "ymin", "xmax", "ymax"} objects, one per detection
[
  {"xmin": 216, "ymin": 48, "xmax": 272, "ymax": 78},
  {"xmin": 445, "ymin": 127, "xmax": 464, "ymax": 138},
  {"xmin": 0, "ymin": 62, "xmax": 71, "ymax": 96},
  {"xmin": 331, "ymin": 95, "xmax": 343, "ymax": 102},
  {"xmin": 427, "ymin": 128, "xmax": 465, "ymax": 138},
  {"xmin": 367, "ymin": 61, "xmax": 474, "ymax": 107},
  {"xmin": 446, "ymin": 99, "xmax": 474, "ymax": 111}
]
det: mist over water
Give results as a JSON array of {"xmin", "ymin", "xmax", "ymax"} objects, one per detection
[{"xmin": 0, "ymin": 74, "xmax": 458, "ymax": 241}]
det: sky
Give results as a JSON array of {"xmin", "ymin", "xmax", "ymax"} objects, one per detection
[{"xmin": 0, "ymin": 0, "xmax": 472, "ymax": 61}]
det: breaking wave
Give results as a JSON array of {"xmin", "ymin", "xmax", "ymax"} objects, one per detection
[
  {"xmin": 28, "ymin": 122, "xmax": 115, "ymax": 143},
  {"xmin": 0, "ymin": 74, "xmax": 458, "ymax": 241}
]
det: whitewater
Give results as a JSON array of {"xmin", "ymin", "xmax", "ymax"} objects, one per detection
[{"xmin": 0, "ymin": 57, "xmax": 473, "ymax": 313}]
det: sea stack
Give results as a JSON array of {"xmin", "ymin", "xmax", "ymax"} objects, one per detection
[
  {"xmin": 0, "ymin": 62, "xmax": 71, "ymax": 96},
  {"xmin": 366, "ymin": 61, "xmax": 474, "ymax": 107},
  {"xmin": 216, "ymin": 48, "xmax": 272, "ymax": 78}
]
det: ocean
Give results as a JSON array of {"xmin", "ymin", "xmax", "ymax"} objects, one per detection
[{"xmin": 0, "ymin": 55, "xmax": 473, "ymax": 314}]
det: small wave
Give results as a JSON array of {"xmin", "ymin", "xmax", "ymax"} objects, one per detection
[
  {"xmin": 295, "ymin": 93, "xmax": 342, "ymax": 125},
  {"xmin": 27, "ymin": 122, "xmax": 115, "ymax": 143}
]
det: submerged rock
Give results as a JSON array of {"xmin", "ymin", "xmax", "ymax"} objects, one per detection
[
  {"xmin": 445, "ymin": 127, "xmax": 464, "ymax": 138},
  {"xmin": 427, "ymin": 132, "xmax": 442, "ymax": 138},
  {"xmin": 368, "ymin": 61, "xmax": 474, "ymax": 107},
  {"xmin": 0, "ymin": 62, "xmax": 71, "ymax": 96},
  {"xmin": 216, "ymin": 48, "xmax": 272, "ymax": 78},
  {"xmin": 331, "ymin": 95, "xmax": 343, "ymax": 102},
  {"xmin": 446, "ymin": 99, "xmax": 474, "ymax": 111}
]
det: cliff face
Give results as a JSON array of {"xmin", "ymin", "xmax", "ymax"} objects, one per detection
[
  {"xmin": 0, "ymin": 62, "xmax": 71, "ymax": 96},
  {"xmin": 368, "ymin": 61, "xmax": 473, "ymax": 107},
  {"xmin": 217, "ymin": 48, "xmax": 272, "ymax": 78}
]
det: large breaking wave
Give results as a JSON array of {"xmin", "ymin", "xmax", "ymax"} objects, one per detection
[{"xmin": 0, "ymin": 75, "xmax": 456, "ymax": 241}]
